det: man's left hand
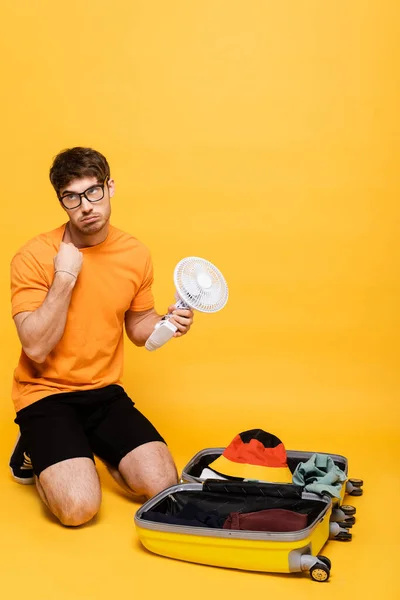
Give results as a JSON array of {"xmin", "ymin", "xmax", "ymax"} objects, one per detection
[{"xmin": 167, "ymin": 305, "xmax": 194, "ymax": 338}]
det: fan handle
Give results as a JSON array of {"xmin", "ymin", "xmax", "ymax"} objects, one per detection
[{"xmin": 144, "ymin": 295, "xmax": 190, "ymax": 351}]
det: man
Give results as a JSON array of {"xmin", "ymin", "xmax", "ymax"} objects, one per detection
[{"xmin": 9, "ymin": 147, "xmax": 193, "ymax": 527}]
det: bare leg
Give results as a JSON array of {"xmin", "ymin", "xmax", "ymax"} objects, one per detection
[
  {"xmin": 106, "ymin": 441, "xmax": 178, "ymax": 500},
  {"xmin": 104, "ymin": 464, "xmax": 147, "ymax": 501},
  {"xmin": 37, "ymin": 457, "xmax": 102, "ymax": 526}
]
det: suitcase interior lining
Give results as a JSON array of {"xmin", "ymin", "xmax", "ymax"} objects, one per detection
[{"xmin": 141, "ymin": 490, "xmax": 326, "ymax": 529}]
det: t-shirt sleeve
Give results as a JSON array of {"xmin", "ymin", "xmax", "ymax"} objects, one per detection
[
  {"xmin": 11, "ymin": 250, "xmax": 50, "ymax": 317},
  {"xmin": 129, "ymin": 252, "xmax": 155, "ymax": 312}
]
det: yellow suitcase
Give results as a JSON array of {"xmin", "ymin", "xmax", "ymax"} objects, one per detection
[
  {"xmin": 181, "ymin": 447, "xmax": 363, "ymax": 536},
  {"xmin": 135, "ymin": 480, "xmax": 334, "ymax": 582}
]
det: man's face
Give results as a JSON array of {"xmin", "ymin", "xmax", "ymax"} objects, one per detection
[{"xmin": 58, "ymin": 176, "xmax": 114, "ymax": 235}]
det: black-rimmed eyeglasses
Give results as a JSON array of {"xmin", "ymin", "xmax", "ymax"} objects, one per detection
[{"xmin": 59, "ymin": 177, "xmax": 109, "ymax": 210}]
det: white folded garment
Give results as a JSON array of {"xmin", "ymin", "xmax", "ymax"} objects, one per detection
[{"xmin": 200, "ymin": 467, "xmax": 228, "ymax": 480}]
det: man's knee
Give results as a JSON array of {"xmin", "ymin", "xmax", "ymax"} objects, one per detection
[
  {"xmin": 37, "ymin": 457, "xmax": 101, "ymax": 526},
  {"xmin": 56, "ymin": 494, "xmax": 101, "ymax": 527},
  {"xmin": 140, "ymin": 465, "xmax": 178, "ymax": 499},
  {"xmin": 119, "ymin": 441, "xmax": 178, "ymax": 499}
]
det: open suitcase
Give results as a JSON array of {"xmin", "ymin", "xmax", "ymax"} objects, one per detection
[
  {"xmin": 181, "ymin": 447, "xmax": 363, "ymax": 535},
  {"xmin": 135, "ymin": 480, "xmax": 334, "ymax": 582}
]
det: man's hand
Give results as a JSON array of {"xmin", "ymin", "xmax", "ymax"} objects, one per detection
[
  {"xmin": 167, "ymin": 305, "xmax": 194, "ymax": 338},
  {"xmin": 125, "ymin": 306, "xmax": 194, "ymax": 346},
  {"xmin": 54, "ymin": 242, "xmax": 83, "ymax": 279}
]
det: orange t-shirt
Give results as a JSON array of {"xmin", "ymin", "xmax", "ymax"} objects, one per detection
[{"xmin": 10, "ymin": 223, "xmax": 154, "ymax": 412}]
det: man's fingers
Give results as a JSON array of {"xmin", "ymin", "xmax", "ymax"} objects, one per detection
[{"xmin": 170, "ymin": 315, "xmax": 191, "ymax": 332}]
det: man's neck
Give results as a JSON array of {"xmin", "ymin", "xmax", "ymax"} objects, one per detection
[{"xmin": 64, "ymin": 221, "xmax": 110, "ymax": 249}]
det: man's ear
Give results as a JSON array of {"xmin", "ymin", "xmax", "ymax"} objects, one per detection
[{"xmin": 108, "ymin": 178, "xmax": 115, "ymax": 198}]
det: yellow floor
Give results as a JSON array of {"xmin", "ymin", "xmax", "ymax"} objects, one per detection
[
  {"xmin": 0, "ymin": 1, "xmax": 398, "ymax": 598},
  {"xmin": 1, "ymin": 425, "xmax": 399, "ymax": 600}
]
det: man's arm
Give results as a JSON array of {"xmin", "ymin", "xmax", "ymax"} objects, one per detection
[
  {"xmin": 125, "ymin": 306, "xmax": 194, "ymax": 347},
  {"xmin": 12, "ymin": 241, "xmax": 83, "ymax": 363},
  {"xmin": 124, "ymin": 308, "xmax": 163, "ymax": 347},
  {"xmin": 14, "ymin": 273, "xmax": 77, "ymax": 363}
]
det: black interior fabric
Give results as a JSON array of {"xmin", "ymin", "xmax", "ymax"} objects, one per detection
[
  {"xmin": 201, "ymin": 480, "xmax": 303, "ymax": 498},
  {"xmin": 142, "ymin": 503, "xmax": 226, "ymax": 529},
  {"xmin": 142, "ymin": 489, "xmax": 326, "ymax": 528},
  {"xmin": 187, "ymin": 452, "xmax": 346, "ymax": 478}
]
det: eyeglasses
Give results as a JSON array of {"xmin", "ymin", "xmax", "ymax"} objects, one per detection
[{"xmin": 59, "ymin": 178, "xmax": 109, "ymax": 210}]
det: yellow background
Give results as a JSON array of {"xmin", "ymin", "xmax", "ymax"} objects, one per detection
[{"xmin": 0, "ymin": 1, "xmax": 399, "ymax": 598}]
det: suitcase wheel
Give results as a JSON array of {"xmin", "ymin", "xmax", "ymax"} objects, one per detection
[
  {"xmin": 317, "ymin": 555, "xmax": 332, "ymax": 570},
  {"xmin": 310, "ymin": 563, "xmax": 330, "ymax": 582},
  {"xmin": 348, "ymin": 478, "xmax": 363, "ymax": 487},
  {"xmin": 331, "ymin": 508, "xmax": 356, "ymax": 526},
  {"xmin": 340, "ymin": 504, "xmax": 356, "ymax": 516},
  {"xmin": 335, "ymin": 530, "xmax": 352, "ymax": 541},
  {"xmin": 346, "ymin": 478, "xmax": 364, "ymax": 496}
]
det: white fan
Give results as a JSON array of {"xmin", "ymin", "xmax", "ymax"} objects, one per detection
[{"xmin": 145, "ymin": 256, "xmax": 228, "ymax": 351}]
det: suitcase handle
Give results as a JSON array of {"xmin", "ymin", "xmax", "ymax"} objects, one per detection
[{"xmin": 202, "ymin": 479, "xmax": 303, "ymax": 498}]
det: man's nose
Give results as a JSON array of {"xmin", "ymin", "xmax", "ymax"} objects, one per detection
[{"xmin": 80, "ymin": 197, "xmax": 93, "ymax": 212}]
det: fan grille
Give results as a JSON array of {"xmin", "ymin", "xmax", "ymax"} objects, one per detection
[{"xmin": 174, "ymin": 257, "xmax": 228, "ymax": 313}]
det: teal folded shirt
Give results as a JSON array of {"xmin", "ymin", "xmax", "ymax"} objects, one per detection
[{"xmin": 292, "ymin": 453, "xmax": 347, "ymax": 499}]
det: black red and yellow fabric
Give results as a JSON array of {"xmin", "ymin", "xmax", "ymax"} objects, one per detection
[{"xmin": 208, "ymin": 429, "xmax": 293, "ymax": 483}]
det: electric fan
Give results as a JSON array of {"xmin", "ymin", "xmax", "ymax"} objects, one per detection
[{"xmin": 145, "ymin": 256, "xmax": 228, "ymax": 351}]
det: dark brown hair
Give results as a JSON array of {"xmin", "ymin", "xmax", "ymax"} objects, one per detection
[{"xmin": 49, "ymin": 147, "xmax": 110, "ymax": 196}]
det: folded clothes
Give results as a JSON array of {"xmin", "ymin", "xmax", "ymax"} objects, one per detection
[
  {"xmin": 292, "ymin": 453, "xmax": 347, "ymax": 499},
  {"xmin": 200, "ymin": 467, "xmax": 228, "ymax": 481},
  {"xmin": 223, "ymin": 508, "xmax": 308, "ymax": 532}
]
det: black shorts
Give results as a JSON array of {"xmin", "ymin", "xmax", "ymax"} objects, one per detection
[{"xmin": 15, "ymin": 385, "xmax": 165, "ymax": 477}]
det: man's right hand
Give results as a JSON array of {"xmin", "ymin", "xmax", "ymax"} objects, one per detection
[{"xmin": 54, "ymin": 242, "xmax": 83, "ymax": 279}]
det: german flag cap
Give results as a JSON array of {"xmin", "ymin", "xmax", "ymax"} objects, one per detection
[{"xmin": 209, "ymin": 429, "xmax": 292, "ymax": 483}]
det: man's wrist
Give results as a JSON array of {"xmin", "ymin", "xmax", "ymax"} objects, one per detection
[
  {"xmin": 54, "ymin": 270, "xmax": 77, "ymax": 280},
  {"xmin": 53, "ymin": 270, "xmax": 77, "ymax": 288}
]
